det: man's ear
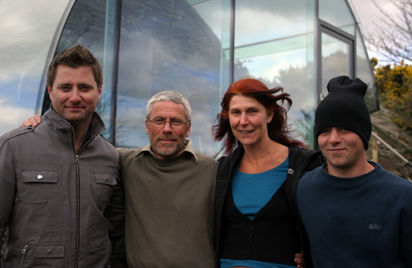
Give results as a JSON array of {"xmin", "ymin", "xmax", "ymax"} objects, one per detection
[
  {"xmin": 145, "ymin": 119, "xmax": 150, "ymax": 135},
  {"xmin": 47, "ymin": 85, "xmax": 53, "ymax": 101},
  {"xmin": 97, "ymin": 85, "xmax": 102, "ymax": 100},
  {"xmin": 185, "ymin": 121, "xmax": 191, "ymax": 137}
]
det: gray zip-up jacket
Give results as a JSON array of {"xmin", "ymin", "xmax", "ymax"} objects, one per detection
[{"xmin": 0, "ymin": 108, "xmax": 124, "ymax": 268}]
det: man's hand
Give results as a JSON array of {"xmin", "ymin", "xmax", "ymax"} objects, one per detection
[
  {"xmin": 21, "ymin": 115, "xmax": 42, "ymax": 128},
  {"xmin": 295, "ymin": 252, "xmax": 305, "ymax": 268}
]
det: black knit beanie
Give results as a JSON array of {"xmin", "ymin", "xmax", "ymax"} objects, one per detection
[{"xmin": 315, "ymin": 75, "xmax": 371, "ymax": 149}]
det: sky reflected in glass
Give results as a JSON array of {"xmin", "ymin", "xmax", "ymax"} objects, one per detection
[{"xmin": 0, "ymin": 0, "xmax": 69, "ymax": 135}]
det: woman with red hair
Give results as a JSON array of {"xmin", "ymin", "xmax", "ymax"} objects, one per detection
[{"xmin": 213, "ymin": 78, "xmax": 321, "ymax": 268}]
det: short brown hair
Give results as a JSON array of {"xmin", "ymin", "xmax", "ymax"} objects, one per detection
[{"xmin": 47, "ymin": 45, "xmax": 103, "ymax": 88}]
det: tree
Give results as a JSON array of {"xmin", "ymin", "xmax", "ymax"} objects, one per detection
[
  {"xmin": 366, "ymin": 0, "xmax": 412, "ymax": 64},
  {"xmin": 372, "ymin": 58, "xmax": 412, "ymax": 131}
]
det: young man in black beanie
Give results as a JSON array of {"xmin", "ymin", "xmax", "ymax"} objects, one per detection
[{"xmin": 296, "ymin": 75, "xmax": 412, "ymax": 268}]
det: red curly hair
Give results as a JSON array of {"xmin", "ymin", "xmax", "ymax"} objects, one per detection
[{"xmin": 213, "ymin": 78, "xmax": 304, "ymax": 155}]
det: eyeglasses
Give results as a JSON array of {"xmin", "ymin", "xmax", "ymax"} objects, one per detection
[{"xmin": 147, "ymin": 117, "xmax": 189, "ymax": 128}]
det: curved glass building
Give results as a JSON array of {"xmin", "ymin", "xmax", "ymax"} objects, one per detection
[{"xmin": 0, "ymin": 0, "xmax": 377, "ymax": 154}]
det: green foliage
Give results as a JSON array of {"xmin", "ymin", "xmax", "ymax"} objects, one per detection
[{"xmin": 372, "ymin": 58, "xmax": 412, "ymax": 130}]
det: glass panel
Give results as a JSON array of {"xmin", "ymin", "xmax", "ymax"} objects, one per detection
[
  {"xmin": 233, "ymin": 0, "xmax": 317, "ymax": 147},
  {"xmin": 116, "ymin": 0, "xmax": 230, "ymax": 155},
  {"xmin": 321, "ymin": 32, "xmax": 351, "ymax": 97},
  {"xmin": 355, "ymin": 28, "xmax": 378, "ymax": 112},
  {"xmin": 0, "ymin": 0, "xmax": 70, "ymax": 135},
  {"xmin": 50, "ymin": 0, "xmax": 119, "ymax": 141},
  {"xmin": 235, "ymin": 0, "xmax": 309, "ymax": 47},
  {"xmin": 319, "ymin": 0, "xmax": 355, "ymax": 35}
]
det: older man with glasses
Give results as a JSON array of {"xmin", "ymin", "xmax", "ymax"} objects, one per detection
[{"xmin": 118, "ymin": 91, "xmax": 217, "ymax": 268}]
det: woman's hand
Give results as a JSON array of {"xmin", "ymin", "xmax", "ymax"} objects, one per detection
[{"xmin": 295, "ymin": 252, "xmax": 305, "ymax": 268}]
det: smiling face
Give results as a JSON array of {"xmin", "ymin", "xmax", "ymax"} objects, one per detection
[
  {"xmin": 318, "ymin": 126, "xmax": 367, "ymax": 176},
  {"xmin": 228, "ymin": 95, "xmax": 273, "ymax": 147},
  {"xmin": 48, "ymin": 65, "xmax": 101, "ymax": 128},
  {"xmin": 145, "ymin": 101, "xmax": 191, "ymax": 160}
]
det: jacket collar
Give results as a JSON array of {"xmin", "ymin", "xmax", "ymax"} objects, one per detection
[
  {"xmin": 43, "ymin": 107, "xmax": 105, "ymax": 138},
  {"xmin": 219, "ymin": 144, "xmax": 321, "ymax": 173},
  {"xmin": 137, "ymin": 139, "xmax": 198, "ymax": 161},
  {"xmin": 217, "ymin": 144, "xmax": 244, "ymax": 178}
]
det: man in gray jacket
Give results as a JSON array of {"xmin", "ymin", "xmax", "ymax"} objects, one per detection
[{"xmin": 0, "ymin": 45, "xmax": 124, "ymax": 267}]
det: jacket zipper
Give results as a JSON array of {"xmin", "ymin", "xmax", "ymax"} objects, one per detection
[
  {"xmin": 74, "ymin": 154, "xmax": 80, "ymax": 268},
  {"xmin": 18, "ymin": 244, "xmax": 30, "ymax": 268},
  {"xmin": 72, "ymin": 127, "xmax": 96, "ymax": 268},
  {"xmin": 71, "ymin": 125, "xmax": 80, "ymax": 268}
]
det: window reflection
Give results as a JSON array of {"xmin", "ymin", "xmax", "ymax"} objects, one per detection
[
  {"xmin": 116, "ymin": 0, "xmax": 229, "ymax": 155},
  {"xmin": 321, "ymin": 32, "xmax": 351, "ymax": 97},
  {"xmin": 0, "ymin": 0, "xmax": 69, "ymax": 135},
  {"xmin": 319, "ymin": 0, "xmax": 355, "ymax": 35},
  {"xmin": 233, "ymin": 0, "xmax": 317, "ymax": 147},
  {"xmin": 235, "ymin": 0, "xmax": 308, "ymax": 46}
]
